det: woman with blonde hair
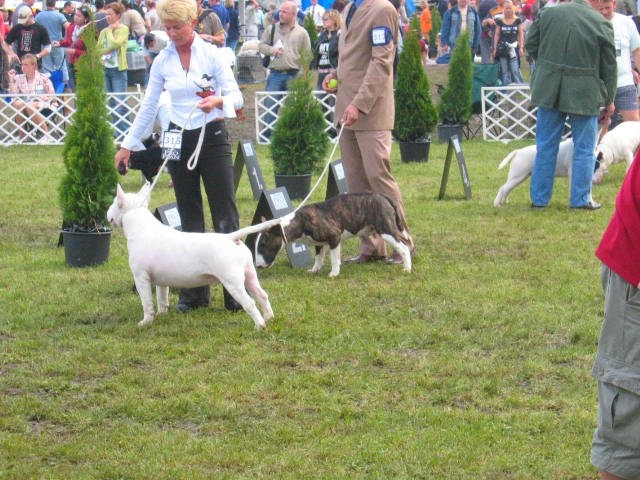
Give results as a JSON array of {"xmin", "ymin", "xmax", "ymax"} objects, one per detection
[
  {"xmin": 312, "ymin": 8, "xmax": 341, "ymax": 89},
  {"xmin": 493, "ymin": 0, "xmax": 525, "ymax": 85},
  {"xmin": 114, "ymin": 0, "xmax": 245, "ymax": 313},
  {"xmin": 7, "ymin": 53, "xmax": 58, "ymax": 143}
]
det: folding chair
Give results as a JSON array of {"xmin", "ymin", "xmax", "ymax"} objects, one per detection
[{"xmin": 464, "ymin": 63, "xmax": 500, "ymax": 139}]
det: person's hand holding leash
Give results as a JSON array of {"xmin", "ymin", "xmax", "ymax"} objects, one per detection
[
  {"xmin": 197, "ymin": 95, "xmax": 223, "ymax": 113},
  {"xmin": 115, "ymin": 148, "xmax": 131, "ymax": 175},
  {"xmin": 341, "ymin": 104, "xmax": 360, "ymax": 127}
]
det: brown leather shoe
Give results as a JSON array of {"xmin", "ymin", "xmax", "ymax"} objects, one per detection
[{"xmin": 345, "ymin": 253, "xmax": 386, "ymax": 264}]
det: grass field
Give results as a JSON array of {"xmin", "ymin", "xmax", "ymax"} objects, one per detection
[{"xmin": 0, "ymin": 138, "xmax": 622, "ymax": 479}]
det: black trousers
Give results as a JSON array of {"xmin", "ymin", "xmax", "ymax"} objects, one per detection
[{"xmin": 167, "ymin": 119, "xmax": 240, "ymax": 309}]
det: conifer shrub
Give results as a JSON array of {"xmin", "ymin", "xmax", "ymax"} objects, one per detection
[
  {"xmin": 270, "ymin": 66, "xmax": 329, "ymax": 175},
  {"xmin": 303, "ymin": 14, "xmax": 318, "ymax": 48},
  {"xmin": 438, "ymin": 31, "xmax": 473, "ymax": 125},
  {"xmin": 59, "ymin": 22, "xmax": 117, "ymax": 231},
  {"xmin": 429, "ymin": 7, "xmax": 441, "ymax": 58},
  {"xmin": 393, "ymin": 28, "xmax": 438, "ymax": 141}
]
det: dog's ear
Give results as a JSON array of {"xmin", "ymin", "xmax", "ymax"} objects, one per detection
[{"xmin": 116, "ymin": 184, "xmax": 126, "ymax": 208}]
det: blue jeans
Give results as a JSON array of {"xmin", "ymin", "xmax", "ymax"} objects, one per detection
[
  {"xmin": 226, "ymin": 39, "xmax": 239, "ymax": 52},
  {"xmin": 498, "ymin": 54, "xmax": 524, "ymax": 85},
  {"xmin": 104, "ymin": 67, "xmax": 129, "ymax": 139},
  {"xmin": 262, "ymin": 69, "xmax": 298, "ymax": 138},
  {"xmin": 530, "ymin": 106, "xmax": 598, "ymax": 207}
]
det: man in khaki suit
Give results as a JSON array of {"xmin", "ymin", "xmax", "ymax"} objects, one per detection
[{"xmin": 323, "ymin": 0, "xmax": 413, "ymax": 264}]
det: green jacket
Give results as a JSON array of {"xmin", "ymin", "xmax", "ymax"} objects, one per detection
[
  {"xmin": 97, "ymin": 24, "xmax": 130, "ymax": 72},
  {"xmin": 525, "ymin": 0, "xmax": 617, "ymax": 116}
]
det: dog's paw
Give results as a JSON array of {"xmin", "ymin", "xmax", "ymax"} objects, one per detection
[
  {"xmin": 308, "ymin": 266, "xmax": 321, "ymax": 274},
  {"xmin": 254, "ymin": 320, "xmax": 267, "ymax": 331},
  {"xmin": 138, "ymin": 316, "xmax": 155, "ymax": 327},
  {"xmin": 328, "ymin": 270, "xmax": 340, "ymax": 278},
  {"xmin": 157, "ymin": 304, "xmax": 169, "ymax": 314}
]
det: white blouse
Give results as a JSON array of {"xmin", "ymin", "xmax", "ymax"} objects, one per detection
[{"xmin": 121, "ymin": 34, "xmax": 243, "ymax": 152}]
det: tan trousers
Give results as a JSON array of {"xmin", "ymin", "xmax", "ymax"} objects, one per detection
[{"xmin": 339, "ymin": 128, "xmax": 411, "ymax": 256}]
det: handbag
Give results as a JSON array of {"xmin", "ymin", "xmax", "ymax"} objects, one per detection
[{"xmin": 262, "ymin": 24, "xmax": 276, "ymax": 68}]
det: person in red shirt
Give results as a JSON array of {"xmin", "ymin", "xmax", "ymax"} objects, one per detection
[
  {"xmin": 591, "ymin": 148, "xmax": 640, "ymax": 480},
  {"xmin": 57, "ymin": 5, "xmax": 91, "ymax": 90}
]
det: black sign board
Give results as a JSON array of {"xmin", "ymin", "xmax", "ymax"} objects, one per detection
[
  {"xmin": 245, "ymin": 187, "xmax": 313, "ymax": 268},
  {"xmin": 438, "ymin": 135, "xmax": 472, "ymax": 200},
  {"xmin": 154, "ymin": 202, "xmax": 182, "ymax": 230},
  {"xmin": 325, "ymin": 159, "xmax": 349, "ymax": 199},
  {"xmin": 233, "ymin": 139, "xmax": 266, "ymax": 200}
]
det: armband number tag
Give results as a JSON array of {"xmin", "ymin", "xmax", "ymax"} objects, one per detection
[
  {"xmin": 162, "ymin": 130, "xmax": 182, "ymax": 161},
  {"xmin": 371, "ymin": 26, "xmax": 393, "ymax": 46}
]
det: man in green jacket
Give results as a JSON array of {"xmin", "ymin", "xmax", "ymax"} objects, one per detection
[{"xmin": 525, "ymin": 0, "xmax": 616, "ymax": 210}]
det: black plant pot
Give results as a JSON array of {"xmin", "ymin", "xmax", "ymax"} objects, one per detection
[
  {"xmin": 398, "ymin": 138, "xmax": 431, "ymax": 163},
  {"xmin": 61, "ymin": 229, "xmax": 111, "ymax": 267},
  {"xmin": 274, "ymin": 173, "xmax": 312, "ymax": 200},
  {"xmin": 437, "ymin": 124, "xmax": 464, "ymax": 144}
]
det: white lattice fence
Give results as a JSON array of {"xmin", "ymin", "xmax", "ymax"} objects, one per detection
[
  {"xmin": 480, "ymin": 84, "xmax": 571, "ymax": 141},
  {"xmin": 255, "ymin": 90, "xmax": 337, "ymax": 145},
  {"xmin": 257, "ymin": 87, "xmax": 542, "ymax": 145},
  {"xmin": 0, "ymin": 89, "xmax": 144, "ymax": 146}
]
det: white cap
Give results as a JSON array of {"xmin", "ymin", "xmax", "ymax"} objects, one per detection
[{"xmin": 17, "ymin": 5, "xmax": 33, "ymax": 24}]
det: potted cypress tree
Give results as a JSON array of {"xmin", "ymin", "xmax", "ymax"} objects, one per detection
[
  {"xmin": 269, "ymin": 64, "xmax": 329, "ymax": 199},
  {"xmin": 437, "ymin": 31, "xmax": 473, "ymax": 143},
  {"xmin": 59, "ymin": 21, "xmax": 118, "ymax": 267},
  {"xmin": 393, "ymin": 26, "xmax": 438, "ymax": 162}
]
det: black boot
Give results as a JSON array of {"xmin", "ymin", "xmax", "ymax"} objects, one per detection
[{"xmin": 175, "ymin": 286, "xmax": 210, "ymax": 313}]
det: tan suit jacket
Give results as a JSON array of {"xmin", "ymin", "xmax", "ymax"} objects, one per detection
[{"xmin": 335, "ymin": 0, "xmax": 398, "ymax": 131}]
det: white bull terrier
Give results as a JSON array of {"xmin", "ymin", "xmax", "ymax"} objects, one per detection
[
  {"xmin": 593, "ymin": 121, "xmax": 640, "ymax": 183},
  {"xmin": 107, "ymin": 183, "xmax": 278, "ymax": 330},
  {"xmin": 493, "ymin": 138, "xmax": 574, "ymax": 207}
]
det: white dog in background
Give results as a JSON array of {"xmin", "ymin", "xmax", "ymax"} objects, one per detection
[
  {"xmin": 107, "ymin": 183, "xmax": 277, "ymax": 330},
  {"xmin": 593, "ymin": 121, "xmax": 640, "ymax": 183},
  {"xmin": 493, "ymin": 138, "xmax": 574, "ymax": 207}
]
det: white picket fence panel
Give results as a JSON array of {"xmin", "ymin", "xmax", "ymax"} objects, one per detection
[
  {"xmin": 0, "ymin": 88, "xmax": 144, "ymax": 146},
  {"xmin": 255, "ymin": 90, "xmax": 337, "ymax": 144},
  {"xmin": 256, "ymin": 85, "xmax": 573, "ymax": 144}
]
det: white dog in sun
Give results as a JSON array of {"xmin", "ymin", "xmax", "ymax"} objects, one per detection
[{"xmin": 107, "ymin": 183, "xmax": 278, "ymax": 329}]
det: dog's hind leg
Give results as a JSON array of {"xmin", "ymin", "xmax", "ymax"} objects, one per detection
[
  {"xmin": 156, "ymin": 285, "xmax": 169, "ymax": 314},
  {"xmin": 221, "ymin": 274, "xmax": 268, "ymax": 330},
  {"xmin": 133, "ymin": 272, "xmax": 155, "ymax": 326},
  {"xmin": 244, "ymin": 264, "xmax": 274, "ymax": 323},
  {"xmin": 382, "ymin": 234, "xmax": 412, "ymax": 272},
  {"xmin": 494, "ymin": 174, "xmax": 529, "ymax": 207}
]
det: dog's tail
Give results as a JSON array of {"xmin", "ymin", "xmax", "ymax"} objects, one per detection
[
  {"xmin": 229, "ymin": 217, "xmax": 283, "ymax": 241},
  {"xmin": 383, "ymin": 195, "xmax": 411, "ymax": 244},
  {"xmin": 498, "ymin": 150, "xmax": 518, "ymax": 170}
]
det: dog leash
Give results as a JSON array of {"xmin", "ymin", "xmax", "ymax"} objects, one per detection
[
  {"xmin": 293, "ymin": 123, "xmax": 345, "ymax": 214},
  {"xmin": 148, "ymin": 103, "xmax": 206, "ymax": 194},
  {"xmin": 270, "ymin": 123, "xmax": 345, "ymax": 244}
]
